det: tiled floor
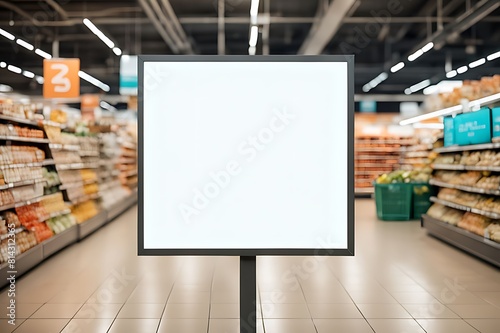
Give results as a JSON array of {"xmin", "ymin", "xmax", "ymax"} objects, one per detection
[{"xmin": 1, "ymin": 199, "xmax": 499, "ymax": 332}]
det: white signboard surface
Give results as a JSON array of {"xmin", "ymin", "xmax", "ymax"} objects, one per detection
[{"xmin": 139, "ymin": 56, "xmax": 354, "ymax": 255}]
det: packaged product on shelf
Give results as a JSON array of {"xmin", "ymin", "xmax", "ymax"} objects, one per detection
[
  {"xmin": 29, "ymin": 222, "xmax": 53, "ymax": 243},
  {"xmin": 15, "ymin": 202, "xmax": 49, "ymax": 225},
  {"xmin": 476, "ymin": 175, "xmax": 500, "ymax": 190},
  {"xmin": 40, "ymin": 192, "xmax": 68, "ymax": 213},
  {"xmin": 71, "ymin": 200, "xmax": 99, "ymax": 223},
  {"xmin": 42, "ymin": 167, "xmax": 60, "ymax": 187},
  {"xmin": 0, "ymin": 190, "xmax": 15, "ymax": 206},
  {"xmin": 9, "ymin": 183, "xmax": 44, "ymax": 202},
  {"xmin": 427, "ymin": 204, "xmax": 464, "ymax": 225},
  {"xmin": 458, "ymin": 212, "xmax": 492, "ymax": 237},
  {"xmin": 44, "ymin": 125, "xmax": 62, "ymax": 143},
  {"xmin": 485, "ymin": 223, "xmax": 500, "ymax": 243},
  {"xmin": 0, "ymin": 146, "xmax": 45, "ymax": 165},
  {"xmin": 80, "ymin": 169, "xmax": 98, "ymax": 182},
  {"xmin": 52, "ymin": 151, "xmax": 81, "ymax": 164},
  {"xmin": 474, "ymin": 197, "xmax": 500, "ymax": 214},
  {"xmin": 46, "ymin": 214, "xmax": 76, "ymax": 234},
  {"xmin": 57, "ymin": 170, "xmax": 82, "ymax": 184},
  {"xmin": 1, "ymin": 166, "xmax": 43, "ymax": 184},
  {"xmin": 50, "ymin": 109, "xmax": 67, "ymax": 124},
  {"xmin": 1, "ymin": 211, "xmax": 21, "ymax": 229}
]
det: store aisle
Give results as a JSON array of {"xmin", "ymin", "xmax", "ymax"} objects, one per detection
[{"xmin": 1, "ymin": 199, "xmax": 499, "ymax": 333}]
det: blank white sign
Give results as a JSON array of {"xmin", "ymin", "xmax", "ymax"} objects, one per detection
[{"xmin": 141, "ymin": 58, "xmax": 351, "ymax": 252}]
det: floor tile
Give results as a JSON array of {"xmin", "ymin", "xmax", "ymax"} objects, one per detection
[
  {"xmin": 260, "ymin": 292, "xmax": 306, "ymax": 304},
  {"xmin": 402, "ymin": 303, "xmax": 459, "ymax": 319},
  {"xmin": 303, "ymin": 291, "xmax": 353, "ymax": 303},
  {"xmin": 417, "ymin": 319, "xmax": 480, "ymax": 333},
  {"xmin": 430, "ymin": 290, "xmax": 488, "ymax": 305},
  {"xmin": 107, "ymin": 318, "xmax": 160, "ymax": 333},
  {"xmin": 465, "ymin": 319, "xmax": 500, "ymax": 333},
  {"xmin": 264, "ymin": 319, "xmax": 316, "ymax": 333},
  {"xmin": 74, "ymin": 303, "xmax": 123, "ymax": 319},
  {"xmin": 163, "ymin": 303, "xmax": 210, "ymax": 318},
  {"xmin": 210, "ymin": 303, "xmax": 239, "ymax": 318},
  {"xmin": 367, "ymin": 319, "xmax": 426, "ymax": 333},
  {"xmin": 308, "ymin": 303, "xmax": 363, "ymax": 319},
  {"xmin": 261, "ymin": 303, "xmax": 310, "ymax": 319},
  {"xmin": 447, "ymin": 304, "xmax": 500, "ymax": 318},
  {"xmin": 208, "ymin": 319, "xmax": 238, "ymax": 333},
  {"xmin": 117, "ymin": 303, "xmax": 164, "ymax": 318},
  {"xmin": 0, "ymin": 318, "xmax": 25, "ymax": 333},
  {"xmin": 390, "ymin": 291, "xmax": 439, "ymax": 304},
  {"xmin": 60, "ymin": 318, "xmax": 114, "ymax": 333},
  {"xmin": 314, "ymin": 319, "xmax": 374, "ymax": 333},
  {"xmin": 211, "ymin": 292, "xmax": 239, "ymax": 304},
  {"xmin": 357, "ymin": 303, "xmax": 412, "ymax": 319},
  {"xmin": 12, "ymin": 319, "xmax": 69, "ymax": 333},
  {"xmin": 348, "ymin": 291, "xmax": 397, "ymax": 304},
  {"xmin": 31, "ymin": 303, "xmax": 82, "ymax": 319},
  {"xmin": 169, "ymin": 291, "xmax": 210, "ymax": 303},
  {"xmin": 157, "ymin": 319, "xmax": 208, "ymax": 333},
  {"xmin": 473, "ymin": 292, "xmax": 500, "ymax": 308},
  {"xmin": 0, "ymin": 303, "xmax": 43, "ymax": 319}
]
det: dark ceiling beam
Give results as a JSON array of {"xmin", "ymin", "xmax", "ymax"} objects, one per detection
[
  {"xmin": 43, "ymin": 0, "xmax": 68, "ymax": 20},
  {"xmin": 393, "ymin": 0, "xmax": 437, "ymax": 42},
  {"xmin": 0, "ymin": 0, "xmax": 53, "ymax": 36},
  {"xmin": 138, "ymin": 0, "xmax": 180, "ymax": 53},
  {"xmin": 298, "ymin": 0, "xmax": 357, "ymax": 54}
]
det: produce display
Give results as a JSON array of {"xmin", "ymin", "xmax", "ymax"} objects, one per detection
[
  {"xmin": 29, "ymin": 222, "xmax": 53, "ymax": 243},
  {"xmin": 46, "ymin": 214, "xmax": 76, "ymax": 234},
  {"xmin": 42, "ymin": 167, "xmax": 60, "ymax": 188},
  {"xmin": 15, "ymin": 202, "xmax": 49, "ymax": 226},
  {"xmin": 71, "ymin": 200, "xmax": 99, "ymax": 223},
  {"xmin": 376, "ymin": 169, "xmax": 432, "ymax": 184}
]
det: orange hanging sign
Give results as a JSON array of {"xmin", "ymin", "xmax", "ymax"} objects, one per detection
[{"xmin": 43, "ymin": 58, "xmax": 80, "ymax": 98}]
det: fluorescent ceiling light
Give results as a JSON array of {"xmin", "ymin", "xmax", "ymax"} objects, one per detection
[
  {"xmin": 22, "ymin": 70, "xmax": 35, "ymax": 78},
  {"xmin": 7, "ymin": 65, "xmax": 21, "ymax": 74},
  {"xmin": 390, "ymin": 62, "xmax": 405, "ymax": 73},
  {"xmin": 377, "ymin": 72, "xmax": 388, "ymax": 81},
  {"xmin": 78, "ymin": 70, "xmax": 110, "ymax": 92},
  {"xmin": 100, "ymin": 101, "xmax": 116, "ymax": 111},
  {"xmin": 446, "ymin": 70, "xmax": 457, "ymax": 78},
  {"xmin": 410, "ymin": 79, "xmax": 431, "ymax": 93},
  {"xmin": 35, "ymin": 48, "xmax": 52, "ymax": 59},
  {"xmin": 249, "ymin": 26, "xmax": 258, "ymax": 47},
  {"xmin": 248, "ymin": 46, "xmax": 256, "ymax": 56},
  {"xmin": 404, "ymin": 88, "xmax": 412, "ymax": 95},
  {"xmin": 408, "ymin": 49, "xmax": 423, "ymax": 62},
  {"xmin": 35, "ymin": 76, "xmax": 44, "ymax": 84},
  {"xmin": 0, "ymin": 62, "xmax": 6, "ymax": 68},
  {"xmin": 0, "ymin": 84, "xmax": 13, "ymax": 92},
  {"xmin": 362, "ymin": 84, "xmax": 371, "ymax": 92},
  {"xmin": 486, "ymin": 51, "xmax": 500, "ymax": 61},
  {"xmin": 250, "ymin": 0, "xmax": 260, "ymax": 17},
  {"xmin": 83, "ymin": 18, "xmax": 115, "ymax": 49},
  {"xmin": 112, "ymin": 47, "xmax": 122, "ymax": 56},
  {"xmin": 469, "ymin": 58, "xmax": 486, "ymax": 68},
  {"xmin": 423, "ymin": 85, "xmax": 438, "ymax": 95},
  {"xmin": 457, "ymin": 66, "xmax": 468, "ymax": 74},
  {"xmin": 422, "ymin": 42, "xmax": 434, "ymax": 52},
  {"xmin": 399, "ymin": 104, "xmax": 463, "ymax": 126},
  {"xmin": 0, "ymin": 28, "xmax": 14, "ymax": 40},
  {"xmin": 16, "ymin": 38, "xmax": 34, "ymax": 51}
]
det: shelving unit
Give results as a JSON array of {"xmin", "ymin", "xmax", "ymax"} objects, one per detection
[
  {"xmin": 355, "ymin": 136, "xmax": 416, "ymax": 195},
  {"xmin": 422, "ymin": 100, "xmax": 500, "ymax": 266},
  {"xmin": 0, "ymin": 111, "xmax": 138, "ymax": 286}
]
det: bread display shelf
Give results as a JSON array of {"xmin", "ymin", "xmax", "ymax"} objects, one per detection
[
  {"xmin": 0, "ymin": 178, "xmax": 45, "ymax": 190},
  {"xmin": 0, "ymin": 227, "xmax": 25, "ymax": 241},
  {"xmin": 0, "ymin": 159, "xmax": 55, "ymax": 169},
  {"xmin": 56, "ymin": 163, "xmax": 99, "ymax": 170},
  {"xmin": 430, "ymin": 196, "xmax": 500, "ymax": 219},
  {"xmin": 422, "ymin": 214, "xmax": 500, "ymax": 267},
  {"xmin": 0, "ymin": 136, "xmax": 49, "ymax": 144},
  {"xmin": 49, "ymin": 143, "xmax": 80, "ymax": 151},
  {"xmin": 429, "ymin": 179, "xmax": 500, "ymax": 196},
  {"xmin": 435, "ymin": 142, "xmax": 500, "ymax": 153},
  {"xmin": 433, "ymin": 164, "xmax": 500, "ymax": 172},
  {"xmin": 0, "ymin": 114, "xmax": 61, "ymax": 128},
  {"xmin": 0, "ymin": 193, "xmax": 47, "ymax": 212},
  {"xmin": 59, "ymin": 179, "xmax": 98, "ymax": 190}
]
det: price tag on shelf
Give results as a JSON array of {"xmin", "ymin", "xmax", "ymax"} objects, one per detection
[{"xmin": 43, "ymin": 58, "xmax": 80, "ymax": 98}]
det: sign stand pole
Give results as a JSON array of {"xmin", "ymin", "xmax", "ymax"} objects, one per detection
[{"xmin": 240, "ymin": 256, "xmax": 257, "ymax": 333}]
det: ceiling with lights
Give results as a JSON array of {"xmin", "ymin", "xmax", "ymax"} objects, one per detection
[{"xmin": 0, "ymin": 0, "xmax": 499, "ymax": 96}]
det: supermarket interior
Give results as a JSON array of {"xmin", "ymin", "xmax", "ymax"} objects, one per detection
[{"xmin": 1, "ymin": 0, "xmax": 500, "ymax": 333}]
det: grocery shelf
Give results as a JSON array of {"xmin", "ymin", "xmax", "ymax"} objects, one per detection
[
  {"xmin": 432, "ymin": 164, "xmax": 500, "ymax": 172},
  {"xmin": 56, "ymin": 162, "xmax": 99, "ymax": 170},
  {"xmin": 0, "ymin": 114, "xmax": 42, "ymax": 127},
  {"xmin": 68, "ymin": 192, "xmax": 100, "ymax": 205},
  {"xmin": 355, "ymin": 148, "xmax": 402, "ymax": 152},
  {"xmin": 121, "ymin": 151, "xmax": 137, "ymax": 158},
  {"xmin": 77, "ymin": 210, "xmax": 107, "ymax": 239},
  {"xmin": 434, "ymin": 142, "xmax": 500, "ymax": 153},
  {"xmin": 0, "ymin": 227, "xmax": 24, "ymax": 241},
  {"xmin": 42, "ymin": 225, "xmax": 78, "ymax": 257},
  {"xmin": 49, "ymin": 143, "xmax": 80, "ymax": 151},
  {"xmin": 79, "ymin": 150, "xmax": 100, "ymax": 157},
  {"xmin": 0, "ymin": 135, "xmax": 49, "ymax": 143},
  {"xmin": 355, "ymin": 155, "xmax": 400, "ymax": 160},
  {"xmin": 119, "ymin": 140, "xmax": 136, "ymax": 150},
  {"xmin": 430, "ymin": 196, "xmax": 500, "ymax": 219},
  {"xmin": 118, "ymin": 158, "xmax": 136, "ymax": 164},
  {"xmin": 0, "ymin": 243, "xmax": 44, "ymax": 279},
  {"xmin": 44, "ymin": 208, "xmax": 72, "ymax": 221},
  {"xmin": 0, "ymin": 178, "xmax": 45, "ymax": 190},
  {"xmin": 429, "ymin": 179, "xmax": 500, "ymax": 196},
  {"xmin": 0, "ymin": 159, "xmax": 55, "ymax": 169},
  {"xmin": 59, "ymin": 179, "xmax": 98, "ymax": 190},
  {"xmin": 0, "ymin": 193, "xmax": 46, "ymax": 212},
  {"xmin": 422, "ymin": 214, "xmax": 500, "ymax": 267},
  {"xmin": 107, "ymin": 190, "xmax": 137, "ymax": 220},
  {"xmin": 122, "ymin": 169, "xmax": 138, "ymax": 177}
]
